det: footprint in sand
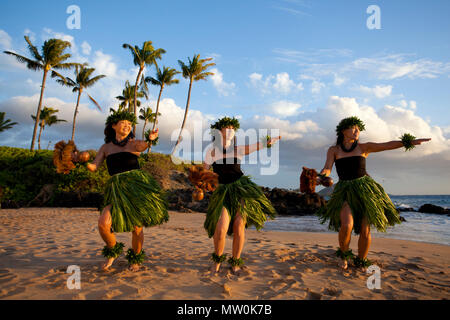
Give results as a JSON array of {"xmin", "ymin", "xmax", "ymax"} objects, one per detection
[
  {"xmin": 0, "ymin": 286, "xmax": 26, "ymax": 298},
  {"xmin": 304, "ymin": 288, "xmax": 322, "ymax": 300},
  {"xmin": 166, "ymin": 267, "xmax": 181, "ymax": 273},
  {"xmin": 322, "ymin": 287, "xmax": 342, "ymax": 297}
]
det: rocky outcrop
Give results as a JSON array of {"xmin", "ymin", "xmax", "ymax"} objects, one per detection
[
  {"xmin": 261, "ymin": 187, "xmax": 326, "ymax": 216},
  {"xmin": 418, "ymin": 204, "xmax": 450, "ymax": 215}
]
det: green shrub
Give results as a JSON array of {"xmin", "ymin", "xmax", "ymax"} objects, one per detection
[{"xmin": 0, "ymin": 146, "xmax": 193, "ymax": 206}]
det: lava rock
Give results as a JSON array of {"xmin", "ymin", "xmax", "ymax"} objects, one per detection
[{"xmin": 418, "ymin": 203, "xmax": 450, "ymax": 215}]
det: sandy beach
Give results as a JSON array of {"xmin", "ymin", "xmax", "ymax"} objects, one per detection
[{"xmin": 0, "ymin": 208, "xmax": 448, "ymax": 300}]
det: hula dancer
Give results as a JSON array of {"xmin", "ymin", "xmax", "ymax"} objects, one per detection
[
  {"xmin": 203, "ymin": 117, "xmax": 281, "ymax": 273},
  {"xmin": 316, "ymin": 116, "xmax": 431, "ymax": 270},
  {"xmin": 87, "ymin": 109, "xmax": 169, "ymax": 271}
]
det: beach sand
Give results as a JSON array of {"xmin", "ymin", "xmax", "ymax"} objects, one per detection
[{"xmin": 0, "ymin": 208, "xmax": 448, "ymax": 300}]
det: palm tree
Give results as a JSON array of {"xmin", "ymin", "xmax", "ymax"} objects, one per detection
[
  {"xmin": 145, "ymin": 66, "xmax": 180, "ymax": 152},
  {"xmin": 171, "ymin": 54, "xmax": 215, "ymax": 155},
  {"xmin": 115, "ymin": 80, "xmax": 147, "ymax": 111},
  {"xmin": 4, "ymin": 36, "xmax": 78, "ymax": 151},
  {"xmin": 0, "ymin": 112, "xmax": 18, "ymax": 133},
  {"xmin": 56, "ymin": 64, "xmax": 106, "ymax": 141},
  {"xmin": 139, "ymin": 107, "xmax": 160, "ymax": 140},
  {"xmin": 122, "ymin": 41, "xmax": 166, "ymax": 134},
  {"xmin": 31, "ymin": 107, "xmax": 67, "ymax": 150}
]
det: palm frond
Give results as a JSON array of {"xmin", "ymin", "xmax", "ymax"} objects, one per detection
[
  {"xmin": 24, "ymin": 36, "xmax": 43, "ymax": 62},
  {"xmin": 86, "ymin": 92, "xmax": 102, "ymax": 111},
  {"xmin": 53, "ymin": 62, "xmax": 79, "ymax": 70},
  {"xmin": 3, "ymin": 51, "xmax": 43, "ymax": 71},
  {"xmin": 51, "ymin": 70, "xmax": 67, "ymax": 82},
  {"xmin": 85, "ymin": 74, "xmax": 106, "ymax": 87}
]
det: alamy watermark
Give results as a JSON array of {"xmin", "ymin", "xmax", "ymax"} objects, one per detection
[
  {"xmin": 66, "ymin": 265, "xmax": 81, "ymax": 289},
  {"xmin": 66, "ymin": 5, "xmax": 81, "ymax": 30},
  {"xmin": 366, "ymin": 265, "xmax": 381, "ymax": 290},
  {"xmin": 367, "ymin": 5, "xmax": 381, "ymax": 30}
]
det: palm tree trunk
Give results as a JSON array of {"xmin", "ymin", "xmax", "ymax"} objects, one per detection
[
  {"xmin": 71, "ymin": 89, "xmax": 82, "ymax": 142},
  {"xmin": 142, "ymin": 120, "xmax": 147, "ymax": 140},
  {"xmin": 171, "ymin": 79, "xmax": 193, "ymax": 156},
  {"xmin": 149, "ymin": 84, "xmax": 164, "ymax": 153},
  {"xmin": 38, "ymin": 121, "xmax": 44, "ymax": 150},
  {"xmin": 151, "ymin": 84, "xmax": 164, "ymax": 132},
  {"xmin": 31, "ymin": 69, "xmax": 48, "ymax": 151},
  {"xmin": 133, "ymin": 66, "xmax": 144, "ymax": 135}
]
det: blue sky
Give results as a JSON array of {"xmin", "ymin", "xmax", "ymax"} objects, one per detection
[{"xmin": 1, "ymin": 0, "xmax": 449, "ymax": 194}]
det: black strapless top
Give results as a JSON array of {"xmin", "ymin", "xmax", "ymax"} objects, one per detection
[
  {"xmin": 212, "ymin": 147, "xmax": 244, "ymax": 184},
  {"xmin": 335, "ymin": 156, "xmax": 368, "ymax": 181},
  {"xmin": 106, "ymin": 152, "xmax": 140, "ymax": 176}
]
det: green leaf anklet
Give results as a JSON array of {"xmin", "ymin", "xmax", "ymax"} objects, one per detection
[
  {"xmin": 211, "ymin": 252, "xmax": 227, "ymax": 263},
  {"xmin": 101, "ymin": 242, "xmax": 124, "ymax": 258},
  {"xmin": 353, "ymin": 256, "xmax": 372, "ymax": 268},
  {"xmin": 336, "ymin": 248, "xmax": 355, "ymax": 261},
  {"xmin": 400, "ymin": 133, "xmax": 416, "ymax": 151},
  {"xmin": 125, "ymin": 248, "xmax": 146, "ymax": 265},
  {"xmin": 228, "ymin": 257, "xmax": 244, "ymax": 267}
]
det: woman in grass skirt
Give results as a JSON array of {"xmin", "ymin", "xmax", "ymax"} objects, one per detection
[
  {"xmin": 87, "ymin": 108, "xmax": 169, "ymax": 271},
  {"xmin": 316, "ymin": 116, "xmax": 431, "ymax": 270},
  {"xmin": 203, "ymin": 117, "xmax": 281, "ymax": 273}
]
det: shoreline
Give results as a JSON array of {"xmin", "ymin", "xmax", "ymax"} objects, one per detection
[{"xmin": 0, "ymin": 208, "xmax": 449, "ymax": 300}]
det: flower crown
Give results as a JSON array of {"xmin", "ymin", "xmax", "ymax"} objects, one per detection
[
  {"xmin": 105, "ymin": 108, "xmax": 137, "ymax": 126},
  {"xmin": 210, "ymin": 116, "xmax": 240, "ymax": 131},
  {"xmin": 336, "ymin": 116, "xmax": 365, "ymax": 135}
]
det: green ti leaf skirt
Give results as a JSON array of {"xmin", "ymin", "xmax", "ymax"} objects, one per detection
[
  {"xmin": 316, "ymin": 175, "xmax": 402, "ymax": 234},
  {"xmin": 204, "ymin": 175, "xmax": 277, "ymax": 238},
  {"xmin": 100, "ymin": 169, "xmax": 169, "ymax": 233}
]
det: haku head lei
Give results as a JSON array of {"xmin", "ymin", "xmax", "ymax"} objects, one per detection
[
  {"xmin": 210, "ymin": 116, "xmax": 240, "ymax": 131},
  {"xmin": 105, "ymin": 108, "xmax": 137, "ymax": 126},
  {"xmin": 335, "ymin": 116, "xmax": 366, "ymax": 135}
]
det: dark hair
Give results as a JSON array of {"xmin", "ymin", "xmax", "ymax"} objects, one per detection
[
  {"xmin": 104, "ymin": 123, "xmax": 135, "ymax": 143},
  {"xmin": 336, "ymin": 132, "xmax": 344, "ymax": 146}
]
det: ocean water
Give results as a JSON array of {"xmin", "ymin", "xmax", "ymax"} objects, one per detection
[{"xmin": 262, "ymin": 195, "xmax": 450, "ymax": 246}]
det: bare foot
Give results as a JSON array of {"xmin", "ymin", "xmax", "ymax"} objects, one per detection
[
  {"xmin": 338, "ymin": 259, "xmax": 348, "ymax": 270},
  {"xmin": 357, "ymin": 265, "xmax": 368, "ymax": 273},
  {"xmin": 231, "ymin": 265, "xmax": 243, "ymax": 275},
  {"xmin": 210, "ymin": 262, "xmax": 221, "ymax": 273},
  {"xmin": 101, "ymin": 257, "xmax": 115, "ymax": 270},
  {"xmin": 128, "ymin": 264, "xmax": 140, "ymax": 272}
]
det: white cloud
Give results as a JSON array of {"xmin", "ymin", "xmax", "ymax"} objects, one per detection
[
  {"xmin": 269, "ymin": 100, "xmax": 302, "ymax": 117},
  {"xmin": 92, "ymin": 51, "xmax": 117, "ymax": 78},
  {"xmin": 0, "ymin": 29, "xmax": 12, "ymax": 49},
  {"xmin": 275, "ymin": 50, "xmax": 450, "ymax": 82},
  {"xmin": 351, "ymin": 54, "xmax": 450, "ymax": 80},
  {"xmin": 273, "ymin": 48, "xmax": 353, "ymax": 63},
  {"xmin": 210, "ymin": 68, "xmax": 236, "ymax": 97},
  {"xmin": 398, "ymin": 100, "xmax": 417, "ymax": 110},
  {"xmin": 81, "ymin": 41, "xmax": 91, "ymax": 55},
  {"xmin": 333, "ymin": 73, "xmax": 346, "ymax": 86},
  {"xmin": 249, "ymin": 72, "xmax": 303, "ymax": 95},
  {"xmin": 0, "ymin": 29, "xmax": 27, "ymax": 71},
  {"xmin": 311, "ymin": 80, "xmax": 325, "ymax": 94},
  {"xmin": 357, "ymin": 84, "xmax": 393, "ymax": 98},
  {"xmin": 273, "ymin": 72, "xmax": 303, "ymax": 94}
]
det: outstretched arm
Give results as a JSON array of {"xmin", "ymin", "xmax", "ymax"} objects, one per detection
[
  {"xmin": 320, "ymin": 146, "xmax": 335, "ymax": 177},
  {"xmin": 361, "ymin": 138, "xmax": 431, "ymax": 154},
  {"xmin": 241, "ymin": 135, "xmax": 282, "ymax": 156},
  {"xmin": 134, "ymin": 128, "xmax": 159, "ymax": 152},
  {"xmin": 87, "ymin": 144, "xmax": 106, "ymax": 172}
]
